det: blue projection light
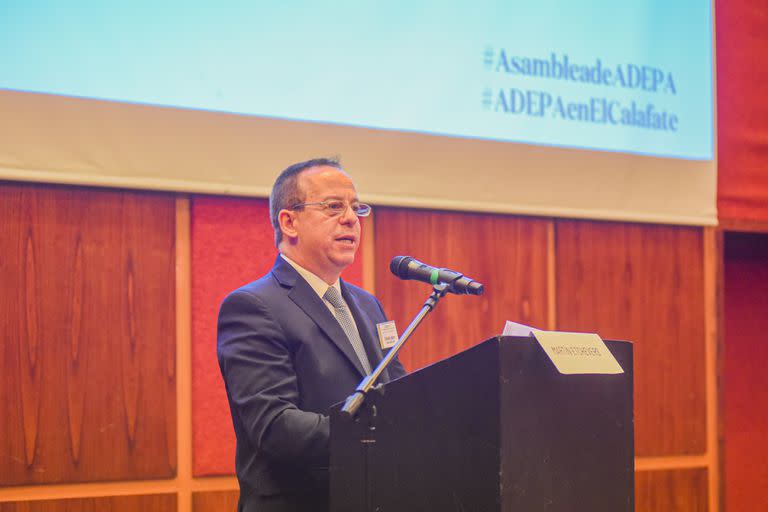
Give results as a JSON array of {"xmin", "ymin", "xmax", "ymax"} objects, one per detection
[{"xmin": 0, "ymin": 0, "xmax": 713, "ymax": 160}]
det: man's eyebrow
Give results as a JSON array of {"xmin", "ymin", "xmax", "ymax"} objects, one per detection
[{"xmin": 320, "ymin": 195, "xmax": 360, "ymax": 202}]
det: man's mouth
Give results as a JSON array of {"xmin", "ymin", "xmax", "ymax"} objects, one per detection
[{"xmin": 335, "ymin": 235, "xmax": 357, "ymax": 245}]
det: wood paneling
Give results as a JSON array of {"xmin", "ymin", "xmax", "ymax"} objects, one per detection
[
  {"xmin": 636, "ymin": 469, "xmax": 708, "ymax": 512},
  {"xmin": 374, "ymin": 208, "xmax": 550, "ymax": 371},
  {"xmin": 556, "ymin": 220, "xmax": 706, "ymax": 456},
  {"xmin": 0, "ymin": 183, "xmax": 718, "ymax": 509},
  {"xmin": 192, "ymin": 490, "xmax": 239, "ymax": 512},
  {"xmin": 0, "ymin": 184, "xmax": 176, "ymax": 485},
  {"xmin": 0, "ymin": 494, "xmax": 176, "ymax": 512}
]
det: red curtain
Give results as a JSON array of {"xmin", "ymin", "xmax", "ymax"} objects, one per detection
[
  {"xmin": 723, "ymin": 233, "xmax": 768, "ymax": 512},
  {"xmin": 717, "ymin": 0, "xmax": 768, "ymax": 223}
]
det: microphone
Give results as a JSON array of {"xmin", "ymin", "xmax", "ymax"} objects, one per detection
[{"xmin": 389, "ymin": 256, "xmax": 484, "ymax": 295}]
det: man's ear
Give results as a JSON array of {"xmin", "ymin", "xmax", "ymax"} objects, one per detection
[{"xmin": 278, "ymin": 209, "xmax": 299, "ymax": 240}]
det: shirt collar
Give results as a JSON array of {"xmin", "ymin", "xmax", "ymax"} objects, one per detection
[{"xmin": 280, "ymin": 253, "xmax": 341, "ymax": 300}]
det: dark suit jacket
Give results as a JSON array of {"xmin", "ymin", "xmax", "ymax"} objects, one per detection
[{"xmin": 217, "ymin": 256, "xmax": 406, "ymax": 512}]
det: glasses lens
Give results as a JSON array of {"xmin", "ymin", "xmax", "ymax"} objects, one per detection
[
  {"xmin": 315, "ymin": 201, "xmax": 371, "ymax": 217},
  {"xmin": 325, "ymin": 201, "xmax": 346, "ymax": 215},
  {"xmin": 354, "ymin": 204, "xmax": 372, "ymax": 217}
]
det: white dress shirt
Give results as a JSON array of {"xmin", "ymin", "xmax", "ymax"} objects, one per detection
[{"xmin": 280, "ymin": 254, "xmax": 362, "ymax": 333}]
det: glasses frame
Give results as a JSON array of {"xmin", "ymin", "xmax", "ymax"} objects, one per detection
[{"xmin": 290, "ymin": 199, "xmax": 372, "ymax": 217}]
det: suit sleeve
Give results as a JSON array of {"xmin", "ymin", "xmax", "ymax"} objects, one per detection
[{"xmin": 217, "ymin": 290, "xmax": 329, "ymax": 467}]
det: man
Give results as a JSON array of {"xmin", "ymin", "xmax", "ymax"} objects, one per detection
[{"xmin": 217, "ymin": 158, "xmax": 407, "ymax": 512}]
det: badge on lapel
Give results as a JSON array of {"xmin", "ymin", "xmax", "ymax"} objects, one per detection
[{"xmin": 376, "ymin": 320, "xmax": 399, "ymax": 349}]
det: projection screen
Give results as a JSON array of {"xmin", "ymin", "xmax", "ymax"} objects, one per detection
[{"xmin": 0, "ymin": 1, "xmax": 717, "ymax": 225}]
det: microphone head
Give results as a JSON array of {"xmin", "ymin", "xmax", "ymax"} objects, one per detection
[
  {"xmin": 389, "ymin": 255, "xmax": 413, "ymax": 278},
  {"xmin": 453, "ymin": 276, "xmax": 485, "ymax": 295},
  {"xmin": 468, "ymin": 281, "xmax": 484, "ymax": 295}
]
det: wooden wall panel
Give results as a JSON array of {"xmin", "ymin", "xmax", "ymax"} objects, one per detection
[
  {"xmin": 0, "ymin": 494, "xmax": 176, "ymax": 512},
  {"xmin": 556, "ymin": 220, "xmax": 706, "ymax": 457},
  {"xmin": 636, "ymin": 469, "xmax": 708, "ymax": 512},
  {"xmin": 0, "ymin": 183, "xmax": 176, "ymax": 485},
  {"xmin": 374, "ymin": 207, "xmax": 550, "ymax": 371},
  {"xmin": 192, "ymin": 490, "xmax": 239, "ymax": 512}
]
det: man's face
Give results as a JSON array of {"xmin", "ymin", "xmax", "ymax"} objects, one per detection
[{"xmin": 283, "ymin": 166, "xmax": 362, "ymax": 283}]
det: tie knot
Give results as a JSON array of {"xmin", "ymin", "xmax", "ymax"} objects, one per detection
[{"xmin": 323, "ymin": 286, "xmax": 345, "ymax": 309}]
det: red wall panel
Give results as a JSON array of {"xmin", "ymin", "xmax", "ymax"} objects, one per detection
[
  {"xmin": 190, "ymin": 195, "xmax": 364, "ymax": 475},
  {"xmin": 723, "ymin": 232, "xmax": 768, "ymax": 512},
  {"xmin": 716, "ymin": 0, "xmax": 768, "ymax": 222}
]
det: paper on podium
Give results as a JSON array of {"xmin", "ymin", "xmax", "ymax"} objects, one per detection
[
  {"xmin": 502, "ymin": 321, "xmax": 541, "ymax": 337},
  {"xmin": 502, "ymin": 321, "xmax": 623, "ymax": 375}
]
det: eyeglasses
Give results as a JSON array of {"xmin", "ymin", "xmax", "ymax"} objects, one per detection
[{"xmin": 291, "ymin": 199, "xmax": 372, "ymax": 217}]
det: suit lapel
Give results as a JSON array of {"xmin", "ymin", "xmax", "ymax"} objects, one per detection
[
  {"xmin": 342, "ymin": 281, "xmax": 389, "ymax": 383},
  {"xmin": 272, "ymin": 257, "xmax": 367, "ymax": 377}
]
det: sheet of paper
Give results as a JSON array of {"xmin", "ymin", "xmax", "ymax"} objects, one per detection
[{"xmin": 502, "ymin": 321, "xmax": 540, "ymax": 337}]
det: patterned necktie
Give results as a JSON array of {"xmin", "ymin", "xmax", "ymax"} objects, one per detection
[{"xmin": 323, "ymin": 286, "xmax": 373, "ymax": 374}]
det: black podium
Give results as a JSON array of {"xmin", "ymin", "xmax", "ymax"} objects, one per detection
[{"xmin": 330, "ymin": 336, "xmax": 634, "ymax": 512}]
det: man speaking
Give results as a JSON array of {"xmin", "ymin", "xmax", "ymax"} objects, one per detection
[{"xmin": 217, "ymin": 158, "xmax": 407, "ymax": 512}]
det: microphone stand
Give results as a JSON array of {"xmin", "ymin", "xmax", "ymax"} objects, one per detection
[
  {"xmin": 338, "ymin": 283, "xmax": 449, "ymax": 512},
  {"xmin": 340, "ymin": 282, "xmax": 449, "ymax": 417}
]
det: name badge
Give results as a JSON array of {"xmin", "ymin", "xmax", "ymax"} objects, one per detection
[{"xmin": 376, "ymin": 320, "xmax": 399, "ymax": 349}]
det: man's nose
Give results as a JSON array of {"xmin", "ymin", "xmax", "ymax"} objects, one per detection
[{"xmin": 339, "ymin": 204, "xmax": 359, "ymax": 224}]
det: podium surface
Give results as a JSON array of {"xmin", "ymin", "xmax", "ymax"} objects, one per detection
[{"xmin": 330, "ymin": 336, "xmax": 634, "ymax": 512}]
